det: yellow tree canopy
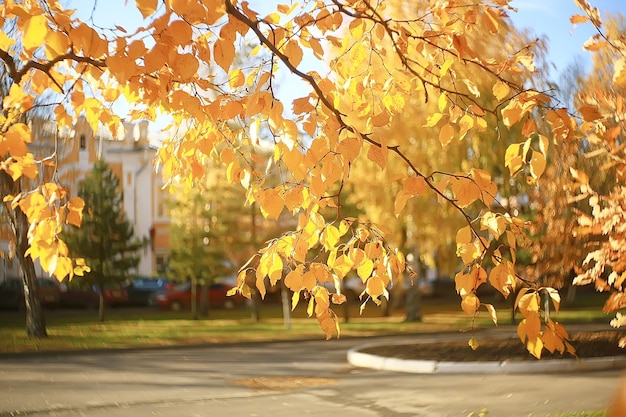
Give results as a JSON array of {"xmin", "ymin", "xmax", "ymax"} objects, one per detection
[{"xmin": 0, "ymin": 0, "xmax": 614, "ymax": 356}]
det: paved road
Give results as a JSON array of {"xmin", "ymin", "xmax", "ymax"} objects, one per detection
[{"xmin": 0, "ymin": 333, "xmax": 623, "ymax": 417}]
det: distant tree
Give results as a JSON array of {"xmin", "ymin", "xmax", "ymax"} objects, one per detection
[
  {"xmin": 167, "ymin": 180, "xmax": 231, "ymax": 319},
  {"xmin": 64, "ymin": 159, "xmax": 143, "ymax": 321}
]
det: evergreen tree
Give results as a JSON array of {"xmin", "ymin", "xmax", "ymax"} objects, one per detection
[{"xmin": 64, "ymin": 159, "xmax": 144, "ymax": 321}]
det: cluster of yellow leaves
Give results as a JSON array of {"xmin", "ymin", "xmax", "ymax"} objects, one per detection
[
  {"xmin": 514, "ymin": 288, "xmax": 575, "ymax": 359},
  {"xmin": 230, "ymin": 215, "xmax": 405, "ymax": 339},
  {"xmin": 3, "ymin": 187, "xmax": 89, "ymax": 281}
]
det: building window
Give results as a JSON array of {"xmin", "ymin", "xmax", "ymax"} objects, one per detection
[
  {"xmin": 156, "ymin": 255, "xmax": 166, "ymax": 273},
  {"xmin": 79, "ymin": 134, "xmax": 86, "ymax": 150}
]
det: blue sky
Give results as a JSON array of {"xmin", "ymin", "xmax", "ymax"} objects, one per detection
[{"xmin": 510, "ymin": 0, "xmax": 626, "ymax": 76}]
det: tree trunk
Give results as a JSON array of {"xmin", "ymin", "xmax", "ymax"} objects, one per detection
[
  {"xmin": 15, "ymin": 207, "xmax": 47, "ymax": 337},
  {"xmin": 191, "ymin": 278, "xmax": 198, "ymax": 320},
  {"xmin": 404, "ymin": 283, "xmax": 423, "ymax": 322},
  {"xmin": 280, "ymin": 280, "xmax": 291, "ymax": 330},
  {"xmin": 98, "ymin": 292, "xmax": 105, "ymax": 322},
  {"xmin": 1, "ymin": 171, "xmax": 47, "ymax": 337},
  {"xmin": 250, "ymin": 290, "xmax": 261, "ymax": 322},
  {"xmin": 199, "ymin": 281, "xmax": 208, "ymax": 317}
]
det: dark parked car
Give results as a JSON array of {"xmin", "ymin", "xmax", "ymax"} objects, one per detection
[
  {"xmin": 124, "ymin": 277, "xmax": 172, "ymax": 306},
  {"xmin": 150, "ymin": 281, "xmax": 246, "ymax": 311},
  {"xmin": 0, "ymin": 277, "xmax": 61, "ymax": 310},
  {"xmin": 59, "ymin": 284, "xmax": 99, "ymax": 309}
]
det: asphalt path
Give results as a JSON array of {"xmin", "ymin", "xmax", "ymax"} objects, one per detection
[{"xmin": 0, "ymin": 333, "xmax": 623, "ymax": 417}]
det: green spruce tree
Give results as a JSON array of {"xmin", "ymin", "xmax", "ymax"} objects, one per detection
[{"xmin": 64, "ymin": 159, "xmax": 144, "ymax": 321}]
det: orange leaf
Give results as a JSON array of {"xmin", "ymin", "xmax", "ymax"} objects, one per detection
[
  {"xmin": 367, "ymin": 143, "xmax": 387, "ymax": 169},
  {"xmin": 404, "ymin": 176, "xmax": 427, "ymax": 196},
  {"xmin": 439, "ymin": 123, "xmax": 455, "ymax": 146},
  {"xmin": 136, "ymin": 0, "xmax": 158, "ymax": 19},
  {"xmin": 285, "ymin": 40, "xmax": 303, "ymax": 67},
  {"xmin": 570, "ymin": 14, "xmax": 589, "ymax": 24},
  {"xmin": 214, "ymin": 37, "xmax": 235, "ymax": 72}
]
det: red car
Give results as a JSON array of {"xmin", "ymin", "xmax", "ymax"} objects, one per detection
[{"xmin": 150, "ymin": 282, "xmax": 245, "ymax": 311}]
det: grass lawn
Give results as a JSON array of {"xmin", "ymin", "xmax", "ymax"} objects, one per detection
[{"xmin": 0, "ymin": 292, "xmax": 613, "ymax": 354}]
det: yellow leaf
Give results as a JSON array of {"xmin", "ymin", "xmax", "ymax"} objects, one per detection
[
  {"xmin": 518, "ymin": 292, "xmax": 540, "ymax": 316},
  {"xmin": 457, "ymin": 241, "xmax": 481, "ymax": 265},
  {"xmin": 70, "ymin": 23, "xmax": 107, "ymax": 58},
  {"xmin": 0, "ymin": 31, "xmax": 15, "ymax": 50},
  {"xmin": 44, "ymin": 31, "xmax": 69, "ymax": 59},
  {"xmin": 366, "ymin": 276, "xmax": 385, "ymax": 299},
  {"xmin": 505, "ymin": 143, "xmax": 523, "ymax": 176},
  {"xmin": 257, "ymin": 188, "xmax": 284, "ymax": 220},
  {"xmin": 291, "ymin": 290, "xmax": 301, "ymax": 310},
  {"xmin": 438, "ymin": 92, "xmax": 447, "ymax": 112},
  {"xmin": 501, "ymin": 100, "xmax": 523, "ymax": 128},
  {"xmin": 492, "ymin": 81, "xmax": 510, "ymax": 101},
  {"xmin": 229, "ymin": 68, "xmax": 245, "ymax": 89},
  {"xmin": 263, "ymin": 12, "xmax": 281, "ymax": 24},
  {"xmin": 23, "ymin": 15, "xmax": 48, "ymax": 52},
  {"xmin": 357, "ymin": 259, "xmax": 374, "ymax": 281},
  {"xmin": 439, "ymin": 58, "xmax": 454, "ymax": 76},
  {"xmin": 461, "ymin": 294, "xmax": 479, "ymax": 315},
  {"xmin": 468, "ymin": 336, "xmax": 479, "ymax": 351},
  {"xmin": 481, "ymin": 211, "xmax": 506, "ymax": 239},
  {"xmin": 320, "ymin": 224, "xmax": 340, "ymax": 251},
  {"xmin": 332, "ymin": 255, "xmax": 353, "ymax": 279},
  {"xmin": 424, "ymin": 112, "xmax": 444, "ymax": 128},
  {"xmin": 527, "ymin": 336, "xmax": 543, "ymax": 359},
  {"xmin": 456, "ymin": 226, "xmax": 473, "ymax": 245},
  {"xmin": 488, "ymin": 262, "xmax": 515, "ymax": 297},
  {"xmin": 529, "ymin": 150, "xmax": 546, "ymax": 179},
  {"xmin": 463, "ymin": 79, "xmax": 480, "ymax": 97},
  {"xmin": 455, "ymin": 271, "xmax": 475, "ymax": 297},
  {"xmin": 484, "ymin": 304, "xmax": 498, "ymax": 325},
  {"xmin": 394, "ymin": 191, "xmax": 412, "ymax": 216}
]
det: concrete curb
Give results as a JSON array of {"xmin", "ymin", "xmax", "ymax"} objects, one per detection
[{"xmin": 347, "ymin": 340, "xmax": 626, "ymax": 374}]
